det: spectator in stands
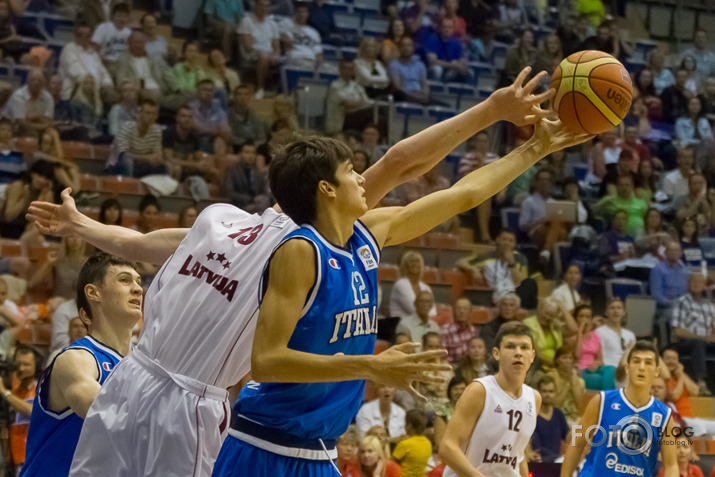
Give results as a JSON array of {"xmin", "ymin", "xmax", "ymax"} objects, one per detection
[
  {"xmin": 599, "ymin": 149, "xmax": 635, "ymax": 197},
  {"xmin": 662, "ymin": 68, "xmax": 693, "ymax": 125},
  {"xmin": 662, "ymin": 146, "xmax": 696, "ymax": 201},
  {"xmin": 337, "ymin": 428, "xmax": 359, "ymax": 477},
  {"xmin": 648, "ymin": 49, "xmax": 675, "ymax": 95},
  {"xmin": 550, "ymin": 264, "xmax": 582, "ymax": 312},
  {"xmin": 256, "ymin": 119, "xmax": 293, "ymax": 172},
  {"xmin": 480, "ymin": 291, "xmax": 520, "ymax": 352},
  {"xmin": 141, "ymin": 13, "xmax": 168, "ymax": 59},
  {"xmin": 531, "ymin": 375, "xmax": 569, "ymax": 462},
  {"xmin": 0, "ymin": 276, "xmax": 19, "ymax": 327},
  {"xmin": 357, "ymin": 435, "xmax": 401, "ymax": 477},
  {"xmin": 107, "ymin": 79, "xmax": 139, "ymax": 136},
  {"xmin": 91, "ymin": 2, "xmax": 131, "ymax": 73},
  {"xmin": 356, "ymin": 383, "xmax": 406, "ymax": 440},
  {"xmin": 662, "ymin": 348, "xmax": 715, "ymax": 433},
  {"xmin": 670, "ymin": 273, "xmax": 715, "ymax": 395},
  {"xmin": 360, "ymin": 124, "xmax": 387, "ymax": 165},
  {"xmin": 238, "ymin": 0, "xmax": 280, "ymax": 99},
  {"xmin": 268, "ymin": 95, "xmax": 299, "ymax": 133},
  {"xmin": 546, "ymin": 346, "xmax": 585, "ymax": 427},
  {"xmin": 8, "ymin": 68, "xmax": 54, "ymax": 136},
  {"xmin": 400, "ymin": 0, "xmax": 436, "ymax": 47},
  {"xmin": 580, "ymin": 21, "xmax": 619, "ymax": 58},
  {"xmin": 700, "ymin": 76, "xmax": 715, "ymax": 116},
  {"xmin": 392, "ymin": 409, "xmax": 431, "ymax": 477},
  {"xmin": 228, "ymin": 85, "xmax": 267, "ymax": 149},
  {"xmin": 622, "ymin": 124, "xmax": 655, "ymax": 170},
  {"xmin": 556, "ymin": 14, "xmax": 582, "ymax": 57},
  {"xmin": 633, "ymin": 69, "xmax": 664, "ymax": 123},
  {"xmin": 0, "ymin": 117, "xmax": 23, "ymax": 185},
  {"xmin": 34, "ymin": 127, "xmax": 79, "ymax": 191},
  {"xmin": 98, "ymin": 198, "xmax": 122, "ymax": 226},
  {"xmin": 682, "ymin": 28, "xmax": 715, "ymax": 84},
  {"xmin": 634, "ymin": 160, "xmax": 657, "ymax": 203},
  {"xmin": 224, "ymin": 142, "xmax": 271, "ymax": 213},
  {"xmin": 1, "ymin": 346, "xmax": 38, "ymax": 471},
  {"xmin": 351, "ymin": 150, "xmax": 369, "ymax": 175},
  {"xmin": 397, "ymin": 290, "xmax": 440, "ymax": 348},
  {"xmin": 651, "ymin": 241, "xmax": 690, "ymax": 311},
  {"xmin": 675, "ymin": 172, "xmax": 710, "ymax": 228},
  {"xmin": 675, "ymin": 97, "xmax": 714, "ymax": 167},
  {"xmin": 178, "ymin": 203, "xmax": 198, "ymax": 228},
  {"xmin": 651, "ymin": 375, "xmax": 687, "ymax": 429},
  {"xmin": 524, "ymin": 297, "xmax": 575, "ymax": 368},
  {"xmin": 574, "ymin": 303, "xmax": 614, "ymax": 390},
  {"xmin": 49, "ymin": 298, "xmax": 78, "ymax": 356},
  {"xmin": 418, "ymin": 331, "xmax": 453, "ymax": 412},
  {"xmin": 680, "ymin": 55, "xmax": 699, "ymax": 95},
  {"xmin": 595, "ymin": 298, "xmax": 636, "ymax": 369},
  {"xmin": 69, "ymin": 75, "xmax": 103, "ymax": 134},
  {"xmin": 106, "ymin": 97, "xmax": 164, "ymax": 178},
  {"xmin": 425, "ymin": 17, "xmax": 471, "ymax": 83},
  {"xmin": 326, "ymin": 59, "xmax": 372, "ymax": 135},
  {"xmin": 441, "ymin": 0, "xmax": 465, "ymax": 39},
  {"xmin": 678, "ymin": 217, "xmax": 703, "ymax": 266},
  {"xmin": 519, "ymin": 167, "xmax": 569, "ymax": 263},
  {"xmin": 173, "ymin": 41, "xmax": 206, "ymax": 93},
  {"xmin": 455, "ymin": 336, "xmax": 489, "ymax": 383},
  {"xmin": 502, "ymin": 29, "xmax": 536, "ymax": 87},
  {"xmin": 596, "ymin": 174, "xmax": 648, "ymax": 236},
  {"xmin": 280, "ymin": 3, "xmax": 322, "ymax": 71},
  {"xmin": 586, "ymin": 129, "xmax": 621, "ymax": 186},
  {"xmin": 59, "ymin": 22, "xmax": 114, "ymax": 104},
  {"xmin": 163, "ymin": 105, "xmax": 215, "ymax": 183},
  {"xmin": 355, "ymin": 37, "xmax": 390, "ymax": 98},
  {"xmin": 130, "ymin": 194, "xmax": 162, "ymax": 285},
  {"xmin": 459, "ymin": 0, "xmax": 499, "ymax": 60},
  {"xmin": 381, "ymin": 18, "xmax": 405, "ymax": 67},
  {"xmin": 0, "ymin": 0, "xmax": 22, "ymax": 63},
  {"xmin": 2, "ymin": 159, "xmax": 59, "ymax": 238},
  {"xmin": 433, "ymin": 376, "xmax": 467, "ymax": 448},
  {"xmin": 191, "ymin": 79, "xmax": 231, "ymax": 152},
  {"xmin": 457, "ymin": 228, "xmax": 530, "ymax": 303},
  {"xmin": 658, "ymin": 435, "xmax": 703, "ymax": 477},
  {"xmin": 203, "ymin": 0, "xmax": 243, "ymax": 63},
  {"xmin": 635, "ymin": 207, "xmax": 673, "ymax": 255},
  {"xmin": 207, "ymin": 50, "xmax": 241, "ymax": 104},
  {"xmin": 534, "ymin": 33, "xmax": 563, "ymax": 79},
  {"xmin": 497, "ymin": 0, "xmax": 527, "ymax": 43},
  {"xmin": 389, "ymin": 36, "xmax": 430, "ymax": 105},
  {"xmin": 27, "ymin": 234, "xmax": 90, "ymax": 299},
  {"xmin": 597, "ymin": 208, "xmax": 634, "ymax": 273},
  {"xmin": 440, "ymin": 297, "xmax": 476, "ymax": 365},
  {"xmin": 115, "ymin": 31, "xmax": 185, "ymax": 112}
]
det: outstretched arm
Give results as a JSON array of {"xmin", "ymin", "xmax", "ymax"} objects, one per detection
[
  {"xmin": 27, "ymin": 189, "xmax": 187, "ymax": 264},
  {"xmin": 361, "ymin": 67, "xmax": 552, "ymax": 208},
  {"xmin": 251, "ymin": 239, "xmax": 451, "ymax": 397},
  {"xmin": 363, "ymin": 119, "xmax": 592, "ymax": 248}
]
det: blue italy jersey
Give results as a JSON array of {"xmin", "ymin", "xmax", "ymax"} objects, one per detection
[
  {"xmin": 20, "ymin": 336, "xmax": 124, "ymax": 477},
  {"xmin": 236, "ymin": 221, "xmax": 380, "ymax": 443},
  {"xmin": 580, "ymin": 389, "xmax": 672, "ymax": 477}
]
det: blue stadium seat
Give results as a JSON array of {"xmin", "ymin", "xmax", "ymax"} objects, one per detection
[
  {"xmin": 501, "ymin": 207, "xmax": 520, "ymax": 235},
  {"xmin": 605, "ymin": 278, "xmax": 646, "ymax": 302},
  {"xmin": 280, "ymin": 65, "xmax": 316, "ymax": 93}
]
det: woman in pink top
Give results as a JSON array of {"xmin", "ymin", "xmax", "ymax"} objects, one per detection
[{"xmin": 573, "ymin": 304, "xmax": 615, "ymax": 390}]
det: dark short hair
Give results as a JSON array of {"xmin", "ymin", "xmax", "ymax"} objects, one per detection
[
  {"xmin": 76, "ymin": 253, "xmax": 137, "ymax": 321},
  {"xmin": 627, "ymin": 340, "xmax": 659, "ymax": 365},
  {"xmin": 30, "ymin": 159, "xmax": 55, "ymax": 181},
  {"xmin": 74, "ymin": 21, "xmax": 92, "ymax": 33},
  {"xmin": 99, "ymin": 198, "xmax": 123, "ymax": 225},
  {"xmin": 139, "ymin": 97, "xmax": 159, "ymax": 109},
  {"xmin": 447, "ymin": 376, "xmax": 466, "ymax": 400},
  {"xmin": 197, "ymin": 78, "xmax": 215, "ymax": 89},
  {"xmin": 138, "ymin": 193, "xmax": 161, "ymax": 214},
  {"xmin": 554, "ymin": 346, "xmax": 573, "ymax": 362},
  {"xmin": 421, "ymin": 331, "xmax": 440, "ymax": 349},
  {"xmin": 0, "ymin": 117, "xmax": 12, "ymax": 129},
  {"xmin": 573, "ymin": 303, "xmax": 591, "ymax": 319},
  {"xmin": 494, "ymin": 321, "xmax": 533, "ymax": 349},
  {"xmin": 240, "ymin": 141, "xmax": 256, "ymax": 152},
  {"xmin": 111, "ymin": 2, "xmax": 130, "ymax": 15},
  {"xmin": 269, "ymin": 137, "xmax": 352, "ymax": 225},
  {"xmin": 140, "ymin": 12, "xmax": 156, "ymax": 24},
  {"xmin": 405, "ymin": 409, "xmax": 427, "ymax": 434},
  {"xmin": 537, "ymin": 374, "xmax": 556, "ymax": 389}
]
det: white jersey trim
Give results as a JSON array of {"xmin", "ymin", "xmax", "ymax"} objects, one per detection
[
  {"xmin": 228, "ymin": 429, "xmax": 338, "ymax": 461},
  {"xmin": 85, "ymin": 336, "xmax": 124, "ymax": 362},
  {"xmin": 304, "ymin": 224, "xmax": 354, "ymax": 262},
  {"xmin": 597, "ymin": 391, "xmax": 605, "ymax": 430},
  {"xmin": 355, "ymin": 220, "xmax": 381, "ymax": 263},
  {"xmin": 619, "ymin": 388, "xmax": 654, "ymax": 413}
]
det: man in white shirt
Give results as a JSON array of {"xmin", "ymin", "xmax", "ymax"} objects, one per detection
[
  {"xmin": 280, "ymin": 3, "xmax": 323, "ymax": 70},
  {"xmin": 237, "ymin": 0, "xmax": 280, "ymax": 98},
  {"xmin": 661, "ymin": 146, "xmax": 695, "ymax": 201},
  {"xmin": 7, "ymin": 68, "xmax": 54, "ymax": 135},
  {"xmin": 92, "ymin": 3, "xmax": 131, "ymax": 72},
  {"xmin": 397, "ymin": 290, "xmax": 441, "ymax": 350},
  {"xmin": 595, "ymin": 298, "xmax": 636, "ymax": 368},
  {"xmin": 326, "ymin": 59, "xmax": 372, "ymax": 135},
  {"xmin": 355, "ymin": 383, "xmax": 406, "ymax": 439},
  {"xmin": 681, "ymin": 29, "xmax": 715, "ymax": 84},
  {"xmin": 59, "ymin": 23, "xmax": 114, "ymax": 102}
]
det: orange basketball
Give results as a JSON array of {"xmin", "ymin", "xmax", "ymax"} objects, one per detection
[{"xmin": 550, "ymin": 50, "xmax": 633, "ymax": 134}]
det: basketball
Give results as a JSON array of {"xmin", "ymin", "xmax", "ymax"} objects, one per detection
[{"xmin": 550, "ymin": 50, "xmax": 633, "ymax": 134}]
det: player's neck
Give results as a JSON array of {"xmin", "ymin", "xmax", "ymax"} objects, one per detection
[
  {"xmin": 623, "ymin": 384, "xmax": 651, "ymax": 408},
  {"xmin": 90, "ymin": 317, "xmax": 134, "ymax": 357},
  {"xmin": 313, "ymin": 210, "xmax": 356, "ymax": 247},
  {"xmin": 495, "ymin": 371, "xmax": 524, "ymax": 398}
]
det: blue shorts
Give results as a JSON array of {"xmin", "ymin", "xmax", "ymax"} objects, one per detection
[{"xmin": 211, "ymin": 434, "xmax": 338, "ymax": 477}]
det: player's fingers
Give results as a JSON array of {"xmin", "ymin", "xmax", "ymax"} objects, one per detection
[
  {"xmin": 512, "ymin": 66, "xmax": 531, "ymax": 90},
  {"xmin": 407, "ymin": 383, "xmax": 428, "ymax": 403},
  {"xmin": 412, "ymin": 349, "xmax": 448, "ymax": 361},
  {"xmin": 528, "ymin": 88, "xmax": 554, "ymax": 104},
  {"xmin": 28, "ymin": 202, "xmax": 56, "ymax": 215},
  {"xmin": 412, "ymin": 373, "xmax": 449, "ymax": 385},
  {"xmin": 389, "ymin": 341, "xmax": 420, "ymax": 353},
  {"xmin": 522, "ymin": 70, "xmax": 546, "ymax": 95},
  {"xmin": 60, "ymin": 187, "xmax": 73, "ymax": 201}
]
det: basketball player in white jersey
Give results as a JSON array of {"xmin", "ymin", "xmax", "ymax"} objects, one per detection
[
  {"xmin": 439, "ymin": 321, "xmax": 540, "ymax": 477},
  {"xmin": 27, "ymin": 68, "xmax": 559, "ymax": 476}
]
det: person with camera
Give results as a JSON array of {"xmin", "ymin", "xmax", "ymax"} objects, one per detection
[
  {"xmin": 0, "ymin": 345, "xmax": 39, "ymax": 474},
  {"xmin": 19, "ymin": 253, "xmax": 142, "ymax": 477}
]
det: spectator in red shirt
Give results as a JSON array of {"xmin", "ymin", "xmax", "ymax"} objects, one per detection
[{"xmin": 440, "ymin": 297, "xmax": 476, "ymax": 365}]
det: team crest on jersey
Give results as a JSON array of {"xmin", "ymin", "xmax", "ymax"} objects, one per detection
[
  {"xmin": 494, "ymin": 405, "xmax": 503, "ymax": 414},
  {"xmin": 270, "ymin": 215, "xmax": 291, "ymax": 229},
  {"xmin": 611, "ymin": 403, "xmax": 621, "ymax": 410},
  {"xmin": 102, "ymin": 362, "xmax": 112, "ymax": 372},
  {"xmin": 328, "ymin": 258, "xmax": 341, "ymax": 269},
  {"xmin": 651, "ymin": 413, "xmax": 662, "ymax": 427},
  {"xmin": 357, "ymin": 246, "xmax": 377, "ymax": 270}
]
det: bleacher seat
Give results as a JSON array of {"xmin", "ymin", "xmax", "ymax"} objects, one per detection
[
  {"xmin": 470, "ymin": 306, "xmax": 492, "ymax": 324},
  {"xmin": 361, "ymin": 15, "xmax": 388, "ymax": 35},
  {"xmin": 605, "ymin": 278, "xmax": 646, "ymax": 301},
  {"xmin": 15, "ymin": 137, "xmax": 38, "ymax": 155},
  {"xmin": 280, "ymin": 65, "xmax": 316, "ymax": 93},
  {"xmin": 422, "ymin": 266, "xmax": 439, "ymax": 284},
  {"xmin": 377, "ymin": 263, "xmax": 399, "ymax": 281},
  {"xmin": 333, "ymin": 12, "xmax": 362, "ymax": 35},
  {"xmin": 424, "ymin": 233, "xmax": 460, "ymax": 249},
  {"xmin": 62, "ymin": 141, "xmax": 94, "ymax": 159},
  {"xmin": 27, "ymin": 243, "xmax": 59, "ymax": 263},
  {"xmin": 624, "ymin": 295, "xmax": 656, "ymax": 338},
  {"xmin": 501, "ymin": 207, "xmax": 520, "ymax": 234},
  {"xmin": 100, "ymin": 176, "xmax": 144, "ymax": 195},
  {"xmin": 0, "ymin": 239, "xmax": 21, "ymax": 256},
  {"xmin": 79, "ymin": 173, "xmax": 99, "ymax": 191}
]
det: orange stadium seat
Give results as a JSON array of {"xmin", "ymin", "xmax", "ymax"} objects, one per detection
[
  {"xmin": 424, "ymin": 233, "xmax": 460, "ymax": 249},
  {"xmin": 62, "ymin": 141, "xmax": 93, "ymax": 159},
  {"xmin": 421, "ymin": 266, "xmax": 439, "ymax": 284},
  {"xmin": 216, "ymin": 154, "xmax": 241, "ymax": 178},
  {"xmin": 0, "ymin": 239, "xmax": 22, "ymax": 256},
  {"xmin": 101, "ymin": 176, "xmax": 144, "ymax": 195},
  {"xmin": 27, "ymin": 243, "xmax": 59, "ymax": 263},
  {"xmin": 156, "ymin": 213, "xmax": 179, "ymax": 229},
  {"xmin": 14, "ymin": 137, "xmax": 37, "ymax": 155},
  {"xmin": 433, "ymin": 304, "xmax": 453, "ymax": 326},
  {"xmin": 377, "ymin": 264, "xmax": 399, "ymax": 282},
  {"xmin": 93, "ymin": 144, "xmax": 112, "ymax": 161},
  {"xmin": 79, "ymin": 173, "xmax": 100, "ymax": 191},
  {"xmin": 470, "ymin": 306, "xmax": 492, "ymax": 324},
  {"xmin": 374, "ymin": 339, "xmax": 390, "ymax": 354}
]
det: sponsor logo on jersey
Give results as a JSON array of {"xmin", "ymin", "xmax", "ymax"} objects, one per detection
[
  {"xmin": 328, "ymin": 258, "xmax": 341, "ymax": 269},
  {"xmin": 527, "ymin": 401, "xmax": 534, "ymax": 416},
  {"xmin": 482, "ymin": 448, "xmax": 517, "ymax": 469},
  {"xmin": 494, "ymin": 405, "xmax": 503, "ymax": 414},
  {"xmin": 612, "ymin": 403, "xmax": 621, "ymax": 410},
  {"xmin": 605, "ymin": 452, "xmax": 644, "ymax": 476},
  {"xmin": 178, "ymin": 254, "xmax": 239, "ymax": 302},
  {"xmin": 102, "ymin": 362, "xmax": 112, "ymax": 372},
  {"xmin": 357, "ymin": 246, "xmax": 377, "ymax": 270},
  {"xmin": 651, "ymin": 413, "xmax": 662, "ymax": 427}
]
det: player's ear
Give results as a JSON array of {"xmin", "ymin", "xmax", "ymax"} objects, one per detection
[
  {"xmin": 84, "ymin": 283, "xmax": 100, "ymax": 303},
  {"xmin": 318, "ymin": 180, "xmax": 336, "ymax": 198},
  {"xmin": 492, "ymin": 346, "xmax": 500, "ymax": 361}
]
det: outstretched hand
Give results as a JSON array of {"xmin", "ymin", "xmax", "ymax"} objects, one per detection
[
  {"xmin": 530, "ymin": 118, "xmax": 595, "ymax": 157},
  {"xmin": 372, "ymin": 341, "xmax": 452, "ymax": 402},
  {"xmin": 25, "ymin": 188, "xmax": 80, "ymax": 237},
  {"xmin": 490, "ymin": 67, "xmax": 554, "ymax": 126}
]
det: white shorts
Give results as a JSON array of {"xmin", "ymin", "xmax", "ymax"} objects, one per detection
[{"xmin": 69, "ymin": 349, "xmax": 230, "ymax": 477}]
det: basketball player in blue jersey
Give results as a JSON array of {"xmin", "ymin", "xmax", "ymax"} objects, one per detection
[
  {"xmin": 20, "ymin": 253, "xmax": 141, "ymax": 477},
  {"xmin": 561, "ymin": 341, "xmax": 679, "ymax": 477},
  {"xmin": 438, "ymin": 322, "xmax": 539, "ymax": 477},
  {"xmin": 211, "ymin": 118, "xmax": 590, "ymax": 477}
]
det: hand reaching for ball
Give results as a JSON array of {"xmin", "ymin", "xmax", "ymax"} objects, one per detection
[{"xmin": 530, "ymin": 118, "xmax": 595, "ymax": 156}]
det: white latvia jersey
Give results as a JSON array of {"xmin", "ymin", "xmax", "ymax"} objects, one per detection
[
  {"xmin": 138, "ymin": 204, "xmax": 298, "ymax": 389},
  {"xmin": 444, "ymin": 375, "xmax": 537, "ymax": 477}
]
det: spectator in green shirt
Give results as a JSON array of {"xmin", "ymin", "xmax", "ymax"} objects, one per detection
[
  {"xmin": 173, "ymin": 41, "xmax": 206, "ymax": 93},
  {"xmin": 596, "ymin": 173, "xmax": 647, "ymax": 236}
]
